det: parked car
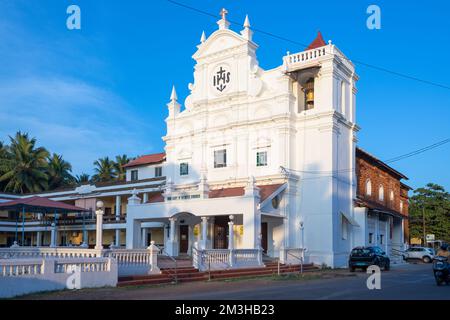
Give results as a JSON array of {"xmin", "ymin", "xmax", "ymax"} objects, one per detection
[
  {"xmin": 348, "ymin": 246, "xmax": 390, "ymax": 272},
  {"xmin": 403, "ymin": 247, "xmax": 435, "ymax": 263}
]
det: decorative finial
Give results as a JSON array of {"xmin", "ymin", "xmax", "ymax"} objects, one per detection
[
  {"xmin": 170, "ymin": 85, "xmax": 177, "ymax": 101},
  {"xmin": 243, "ymin": 14, "xmax": 250, "ymax": 28},
  {"xmin": 328, "ymin": 40, "xmax": 332, "ymax": 45},
  {"xmin": 200, "ymin": 31, "xmax": 206, "ymax": 43},
  {"xmin": 220, "ymin": 8, "xmax": 228, "ymax": 21},
  {"xmin": 240, "ymin": 14, "xmax": 253, "ymax": 40}
]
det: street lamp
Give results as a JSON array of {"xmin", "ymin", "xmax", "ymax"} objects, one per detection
[
  {"xmin": 299, "ymin": 217, "xmax": 305, "ymax": 249},
  {"xmin": 96, "ymin": 200, "xmax": 104, "ymax": 210}
]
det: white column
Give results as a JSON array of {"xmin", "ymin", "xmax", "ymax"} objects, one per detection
[
  {"xmin": 143, "ymin": 193, "xmax": 148, "ymax": 203},
  {"xmin": 142, "ymin": 227, "xmax": 148, "ymax": 248},
  {"xmin": 125, "ymin": 219, "xmax": 141, "ymax": 249},
  {"xmin": 36, "ymin": 231, "xmax": 42, "ymax": 247},
  {"xmin": 375, "ymin": 213, "xmax": 380, "ymax": 246},
  {"xmin": 115, "ymin": 195, "xmax": 121, "ymax": 247},
  {"xmin": 201, "ymin": 217, "xmax": 208, "ymax": 250},
  {"xmin": 401, "ymin": 218, "xmax": 405, "ymax": 248},
  {"xmin": 50, "ymin": 223, "xmax": 57, "ymax": 248},
  {"xmin": 166, "ymin": 218, "xmax": 177, "ymax": 256},
  {"xmin": 148, "ymin": 241, "xmax": 161, "ymax": 274},
  {"xmin": 163, "ymin": 223, "xmax": 168, "ymax": 246},
  {"xmin": 170, "ymin": 218, "xmax": 176, "ymax": 242},
  {"xmin": 95, "ymin": 208, "xmax": 104, "ymax": 250},
  {"xmin": 228, "ymin": 215, "xmax": 234, "ymax": 250}
]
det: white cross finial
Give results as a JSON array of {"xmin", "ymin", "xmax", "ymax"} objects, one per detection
[{"xmin": 220, "ymin": 8, "xmax": 228, "ymax": 21}]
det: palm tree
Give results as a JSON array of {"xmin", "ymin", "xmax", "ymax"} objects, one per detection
[
  {"xmin": 0, "ymin": 141, "xmax": 10, "ymax": 191},
  {"xmin": 92, "ymin": 157, "xmax": 116, "ymax": 182},
  {"xmin": 0, "ymin": 132, "xmax": 49, "ymax": 193},
  {"xmin": 114, "ymin": 154, "xmax": 130, "ymax": 181},
  {"xmin": 75, "ymin": 173, "xmax": 91, "ymax": 184},
  {"xmin": 47, "ymin": 153, "xmax": 74, "ymax": 189}
]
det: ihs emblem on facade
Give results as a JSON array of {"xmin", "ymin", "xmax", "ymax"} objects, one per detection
[{"xmin": 213, "ymin": 66, "xmax": 231, "ymax": 92}]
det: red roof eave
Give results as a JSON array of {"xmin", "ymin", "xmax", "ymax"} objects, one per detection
[{"xmin": 123, "ymin": 152, "xmax": 166, "ymax": 168}]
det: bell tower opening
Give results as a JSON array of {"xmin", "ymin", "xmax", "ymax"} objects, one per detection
[{"xmin": 303, "ymin": 78, "xmax": 315, "ymax": 110}]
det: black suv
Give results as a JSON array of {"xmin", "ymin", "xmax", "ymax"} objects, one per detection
[{"xmin": 348, "ymin": 246, "xmax": 390, "ymax": 272}]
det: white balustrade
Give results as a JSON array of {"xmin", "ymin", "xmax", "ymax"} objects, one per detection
[
  {"xmin": 0, "ymin": 257, "xmax": 118, "ymax": 298},
  {"xmin": 193, "ymin": 248, "xmax": 263, "ymax": 271},
  {"xmin": 0, "ymin": 247, "xmax": 102, "ymax": 259},
  {"xmin": 283, "ymin": 44, "xmax": 351, "ymax": 73}
]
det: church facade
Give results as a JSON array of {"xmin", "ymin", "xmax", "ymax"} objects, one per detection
[{"xmin": 0, "ymin": 12, "xmax": 410, "ymax": 268}]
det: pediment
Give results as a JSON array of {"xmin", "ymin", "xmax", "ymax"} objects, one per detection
[{"xmin": 193, "ymin": 30, "xmax": 250, "ymax": 60}]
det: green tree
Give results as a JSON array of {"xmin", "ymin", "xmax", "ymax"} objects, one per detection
[
  {"xmin": 0, "ymin": 141, "xmax": 10, "ymax": 191},
  {"xmin": 92, "ymin": 157, "xmax": 116, "ymax": 182},
  {"xmin": 0, "ymin": 132, "xmax": 49, "ymax": 193},
  {"xmin": 114, "ymin": 154, "xmax": 130, "ymax": 181},
  {"xmin": 409, "ymin": 183, "xmax": 450, "ymax": 243},
  {"xmin": 75, "ymin": 173, "xmax": 91, "ymax": 185},
  {"xmin": 47, "ymin": 153, "xmax": 74, "ymax": 189}
]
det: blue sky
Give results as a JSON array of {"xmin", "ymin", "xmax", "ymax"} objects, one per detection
[{"xmin": 0, "ymin": 0, "xmax": 449, "ymax": 190}]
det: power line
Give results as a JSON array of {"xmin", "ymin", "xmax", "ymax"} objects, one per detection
[
  {"xmin": 167, "ymin": 0, "xmax": 450, "ymax": 91},
  {"xmin": 282, "ymin": 138, "xmax": 450, "ymax": 175}
]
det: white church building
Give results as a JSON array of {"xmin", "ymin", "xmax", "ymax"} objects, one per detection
[
  {"xmin": 122, "ymin": 11, "xmax": 409, "ymax": 268},
  {"xmin": 0, "ymin": 11, "xmax": 410, "ymax": 269}
]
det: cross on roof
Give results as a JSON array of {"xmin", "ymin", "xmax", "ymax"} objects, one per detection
[{"xmin": 220, "ymin": 8, "xmax": 228, "ymax": 21}]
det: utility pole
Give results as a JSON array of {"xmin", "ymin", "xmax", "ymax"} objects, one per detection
[{"xmin": 422, "ymin": 206, "xmax": 426, "ymax": 246}]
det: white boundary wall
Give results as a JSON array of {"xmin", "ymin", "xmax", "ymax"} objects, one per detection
[{"xmin": 0, "ymin": 258, "xmax": 117, "ymax": 298}]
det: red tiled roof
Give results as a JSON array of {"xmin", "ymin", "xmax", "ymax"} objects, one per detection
[
  {"xmin": 123, "ymin": 152, "xmax": 166, "ymax": 168},
  {"xmin": 0, "ymin": 196, "xmax": 87, "ymax": 213},
  {"xmin": 356, "ymin": 147, "xmax": 408, "ymax": 180},
  {"xmin": 143, "ymin": 184, "xmax": 285, "ymax": 204},
  {"xmin": 209, "ymin": 187, "xmax": 244, "ymax": 199},
  {"xmin": 355, "ymin": 196, "xmax": 408, "ymax": 219},
  {"xmin": 209, "ymin": 184, "xmax": 284, "ymax": 202},
  {"xmin": 147, "ymin": 192, "xmax": 165, "ymax": 203},
  {"xmin": 306, "ymin": 31, "xmax": 326, "ymax": 50}
]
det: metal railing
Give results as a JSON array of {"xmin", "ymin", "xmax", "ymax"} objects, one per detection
[
  {"xmin": 262, "ymin": 251, "xmax": 281, "ymax": 276},
  {"xmin": 158, "ymin": 249, "xmax": 178, "ymax": 284},
  {"xmin": 286, "ymin": 250, "xmax": 304, "ymax": 275}
]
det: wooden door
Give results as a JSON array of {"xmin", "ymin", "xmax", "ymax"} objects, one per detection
[
  {"xmin": 214, "ymin": 216, "xmax": 228, "ymax": 249},
  {"xmin": 261, "ymin": 222, "xmax": 268, "ymax": 253},
  {"xmin": 179, "ymin": 225, "xmax": 189, "ymax": 253}
]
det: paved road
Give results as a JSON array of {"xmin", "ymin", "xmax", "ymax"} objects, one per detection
[{"xmin": 19, "ymin": 263, "xmax": 450, "ymax": 300}]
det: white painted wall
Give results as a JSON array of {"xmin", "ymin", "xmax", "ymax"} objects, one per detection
[{"xmin": 0, "ymin": 258, "xmax": 117, "ymax": 298}]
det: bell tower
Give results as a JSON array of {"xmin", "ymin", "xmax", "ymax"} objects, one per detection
[{"xmin": 284, "ymin": 32, "xmax": 360, "ymax": 267}]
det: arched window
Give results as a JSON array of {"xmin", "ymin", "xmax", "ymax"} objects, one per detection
[
  {"xmin": 365, "ymin": 179, "xmax": 372, "ymax": 196},
  {"xmin": 378, "ymin": 185, "xmax": 384, "ymax": 201}
]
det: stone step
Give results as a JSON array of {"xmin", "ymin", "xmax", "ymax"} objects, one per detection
[
  {"xmin": 161, "ymin": 267, "xmax": 198, "ymax": 274},
  {"xmin": 118, "ymin": 263, "xmax": 319, "ymax": 287}
]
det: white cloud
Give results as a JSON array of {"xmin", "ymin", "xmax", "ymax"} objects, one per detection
[{"xmin": 0, "ymin": 76, "xmax": 155, "ymax": 175}]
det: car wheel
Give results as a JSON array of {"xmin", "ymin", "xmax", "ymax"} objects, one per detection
[{"xmin": 423, "ymin": 256, "xmax": 431, "ymax": 263}]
